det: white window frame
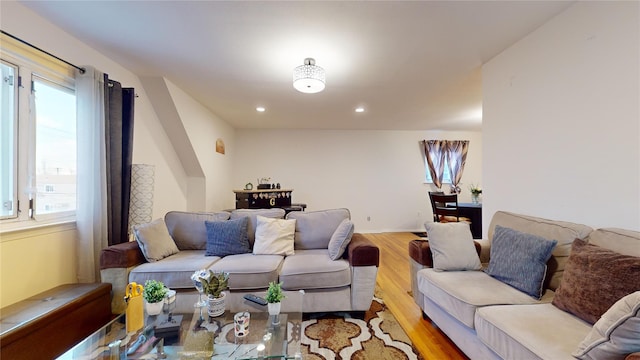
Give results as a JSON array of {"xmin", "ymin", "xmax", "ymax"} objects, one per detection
[{"xmin": 1, "ymin": 38, "xmax": 76, "ymax": 228}]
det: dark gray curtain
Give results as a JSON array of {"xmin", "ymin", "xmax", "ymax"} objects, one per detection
[{"xmin": 104, "ymin": 74, "xmax": 135, "ymax": 246}]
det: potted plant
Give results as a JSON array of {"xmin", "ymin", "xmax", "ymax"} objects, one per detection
[
  {"xmin": 200, "ymin": 270, "xmax": 229, "ymax": 317},
  {"xmin": 265, "ymin": 281, "xmax": 285, "ymax": 324},
  {"xmin": 143, "ymin": 280, "xmax": 168, "ymax": 316},
  {"xmin": 469, "ymin": 184, "xmax": 482, "ymax": 204}
]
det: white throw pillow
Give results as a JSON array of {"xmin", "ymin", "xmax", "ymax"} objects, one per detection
[
  {"xmin": 424, "ymin": 222, "xmax": 481, "ymax": 271},
  {"xmin": 573, "ymin": 291, "xmax": 640, "ymax": 360},
  {"xmin": 328, "ymin": 219, "xmax": 355, "ymax": 260},
  {"xmin": 253, "ymin": 215, "xmax": 296, "ymax": 256},
  {"xmin": 134, "ymin": 218, "xmax": 179, "ymax": 262}
]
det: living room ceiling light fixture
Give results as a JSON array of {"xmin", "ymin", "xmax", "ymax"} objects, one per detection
[
  {"xmin": 355, "ymin": 107, "xmax": 365, "ymax": 113},
  {"xmin": 293, "ymin": 58, "xmax": 325, "ymax": 94},
  {"xmin": 256, "ymin": 106, "xmax": 266, "ymax": 112}
]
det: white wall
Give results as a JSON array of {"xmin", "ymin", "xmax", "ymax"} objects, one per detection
[
  {"xmin": 0, "ymin": 2, "xmax": 192, "ymax": 306},
  {"xmin": 165, "ymin": 80, "xmax": 237, "ymax": 211},
  {"xmin": 234, "ymin": 130, "xmax": 482, "ymax": 232},
  {"xmin": 483, "ymin": 1, "xmax": 640, "ymax": 231}
]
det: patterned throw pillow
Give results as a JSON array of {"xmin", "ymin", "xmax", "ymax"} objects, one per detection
[
  {"xmin": 485, "ymin": 225, "xmax": 557, "ymax": 299},
  {"xmin": 204, "ymin": 217, "xmax": 251, "ymax": 257}
]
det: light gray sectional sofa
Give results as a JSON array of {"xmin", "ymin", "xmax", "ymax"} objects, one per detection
[
  {"xmin": 410, "ymin": 211, "xmax": 640, "ymax": 360},
  {"xmin": 100, "ymin": 208, "xmax": 379, "ymax": 314}
]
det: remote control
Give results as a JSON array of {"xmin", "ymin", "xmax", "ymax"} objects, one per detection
[{"xmin": 243, "ymin": 294, "xmax": 267, "ymax": 306}]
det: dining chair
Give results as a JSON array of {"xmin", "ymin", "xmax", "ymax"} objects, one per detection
[
  {"xmin": 428, "ymin": 191, "xmax": 445, "ymax": 222},
  {"xmin": 429, "ymin": 193, "xmax": 471, "ymax": 223}
]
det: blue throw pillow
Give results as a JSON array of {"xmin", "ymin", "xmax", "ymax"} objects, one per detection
[
  {"xmin": 485, "ymin": 225, "xmax": 558, "ymax": 299},
  {"xmin": 205, "ymin": 217, "xmax": 251, "ymax": 256}
]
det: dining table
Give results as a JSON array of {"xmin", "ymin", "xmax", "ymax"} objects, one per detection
[{"xmin": 457, "ymin": 202, "xmax": 482, "ymax": 239}]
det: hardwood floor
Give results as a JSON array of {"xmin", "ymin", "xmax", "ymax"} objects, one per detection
[{"xmin": 364, "ymin": 232, "xmax": 469, "ymax": 360}]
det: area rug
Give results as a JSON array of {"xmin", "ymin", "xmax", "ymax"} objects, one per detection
[{"xmin": 293, "ymin": 286, "xmax": 424, "ymax": 360}]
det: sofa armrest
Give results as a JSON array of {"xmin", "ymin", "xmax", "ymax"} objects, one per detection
[
  {"xmin": 408, "ymin": 239, "xmax": 483, "ymax": 268},
  {"xmin": 347, "ymin": 233, "xmax": 379, "ymax": 267},
  {"xmin": 99, "ymin": 241, "xmax": 146, "ymax": 270}
]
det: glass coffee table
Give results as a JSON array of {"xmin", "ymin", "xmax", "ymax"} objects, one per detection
[{"xmin": 57, "ymin": 290, "xmax": 303, "ymax": 359}]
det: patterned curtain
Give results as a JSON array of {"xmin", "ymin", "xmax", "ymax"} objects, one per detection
[
  {"xmin": 422, "ymin": 140, "xmax": 447, "ymax": 189},
  {"xmin": 446, "ymin": 140, "xmax": 469, "ymax": 192}
]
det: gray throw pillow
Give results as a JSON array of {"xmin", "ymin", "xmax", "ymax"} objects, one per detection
[
  {"xmin": 134, "ymin": 218, "xmax": 180, "ymax": 262},
  {"xmin": 485, "ymin": 225, "xmax": 557, "ymax": 299},
  {"xmin": 328, "ymin": 219, "xmax": 355, "ymax": 260},
  {"xmin": 204, "ymin": 217, "xmax": 251, "ymax": 256},
  {"xmin": 424, "ymin": 221, "xmax": 481, "ymax": 271},
  {"xmin": 573, "ymin": 291, "xmax": 640, "ymax": 360}
]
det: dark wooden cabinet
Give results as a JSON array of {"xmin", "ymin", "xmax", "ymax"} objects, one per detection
[{"xmin": 234, "ymin": 189, "xmax": 293, "ymax": 209}]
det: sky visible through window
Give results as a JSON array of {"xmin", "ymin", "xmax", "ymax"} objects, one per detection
[{"xmin": 34, "ymin": 79, "xmax": 76, "ymax": 214}]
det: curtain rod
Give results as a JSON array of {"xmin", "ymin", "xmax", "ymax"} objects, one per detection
[{"xmin": 1, "ymin": 30, "xmax": 86, "ymax": 74}]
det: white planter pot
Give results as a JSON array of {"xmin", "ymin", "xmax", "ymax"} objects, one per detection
[
  {"xmin": 268, "ymin": 302, "xmax": 281, "ymax": 325},
  {"xmin": 145, "ymin": 300, "xmax": 164, "ymax": 316},
  {"xmin": 207, "ymin": 292, "xmax": 226, "ymax": 317}
]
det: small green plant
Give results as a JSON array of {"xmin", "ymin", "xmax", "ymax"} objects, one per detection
[
  {"xmin": 143, "ymin": 280, "xmax": 168, "ymax": 303},
  {"xmin": 265, "ymin": 281, "xmax": 285, "ymax": 303},
  {"xmin": 200, "ymin": 270, "xmax": 229, "ymax": 298}
]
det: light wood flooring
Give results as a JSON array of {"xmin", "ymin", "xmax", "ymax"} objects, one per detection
[{"xmin": 364, "ymin": 232, "xmax": 469, "ymax": 360}]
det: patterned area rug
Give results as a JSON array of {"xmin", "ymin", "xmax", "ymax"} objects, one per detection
[{"xmin": 294, "ymin": 286, "xmax": 423, "ymax": 360}]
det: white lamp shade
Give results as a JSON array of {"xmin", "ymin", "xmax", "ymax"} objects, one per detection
[{"xmin": 293, "ymin": 58, "xmax": 325, "ymax": 94}]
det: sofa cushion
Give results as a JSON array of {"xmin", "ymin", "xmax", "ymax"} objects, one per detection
[
  {"xmin": 204, "ymin": 217, "xmax": 251, "ymax": 257},
  {"xmin": 487, "ymin": 211, "xmax": 592, "ymax": 290},
  {"xmin": 485, "ymin": 225, "xmax": 557, "ymax": 299},
  {"xmin": 424, "ymin": 222, "xmax": 481, "ymax": 271},
  {"xmin": 328, "ymin": 219, "xmax": 355, "ymax": 260},
  {"xmin": 253, "ymin": 216, "xmax": 295, "ymax": 256},
  {"xmin": 573, "ymin": 291, "xmax": 640, "ymax": 360},
  {"xmin": 552, "ymin": 239, "xmax": 640, "ymax": 325},
  {"xmin": 286, "ymin": 208, "xmax": 350, "ymax": 250},
  {"xmin": 476, "ymin": 303, "xmax": 591, "ymax": 360},
  {"xmin": 586, "ymin": 228, "xmax": 640, "ymax": 257},
  {"xmin": 417, "ymin": 269, "xmax": 552, "ymax": 329},
  {"xmin": 133, "ymin": 218, "xmax": 179, "ymax": 262},
  {"xmin": 208, "ymin": 253, "xmax": 283, "ymax": 290},
  {"xmin": 129, "ymin": 250, "xmax": 219, "ymax": 289},
  {"xmin": 164, "ymin": 211, "xmax": 230, "ymax": 250},
  {"xmin": 230, "ymin": 208, "xmax": 286, "ymax": 247},
  {"xmin": 280, "ymin": 249, "xmax": 351, "ymax": 290}
]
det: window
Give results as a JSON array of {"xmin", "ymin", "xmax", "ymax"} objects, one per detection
[
  {"xmin": 1, "ymin": 38, "xmax": 76, "ymax": 224},
  {"xmin": 424, "ymin": 156, "xmax": 452, "ymax": 184},
  {"xmin": 1, "ymin": 61, "xmax": 18, "ymax": 219}
]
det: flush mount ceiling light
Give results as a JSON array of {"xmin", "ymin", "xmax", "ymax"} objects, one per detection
[{"xmin": 293, "ymin": 58, "xmax": 325, "ymax": 94}]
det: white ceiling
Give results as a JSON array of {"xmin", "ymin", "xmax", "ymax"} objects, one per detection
[{"xmin": 20, "ymin": 1, "xmax": 573, "ymax": 131}]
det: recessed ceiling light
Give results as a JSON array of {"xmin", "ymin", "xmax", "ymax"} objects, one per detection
[
  {"xmin": 355, "ymin": 107, "xmax": 365, "ymax": 113},
  {"xmin": 256, "ymin": 106, "xmax": 266, "ymax": 112}
]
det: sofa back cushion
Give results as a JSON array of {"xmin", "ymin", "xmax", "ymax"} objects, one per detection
[
  {"xmin": 230, "ymin": 208, "xmax": 286, "ymax": 247},
  {"xmin": 164, "ymin": 211, "xmax": 230, "ymax": 250},
  {"xmin": 286, "ymin": 208, "xmax": 351, "ymax": 250},
  {"xmin": 585, "ymin": 228, "xmax": 640, "ymax": 257},
  {"xmin": 487, "ymin": 211, "xmax": 593, "ymax": 290}
]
